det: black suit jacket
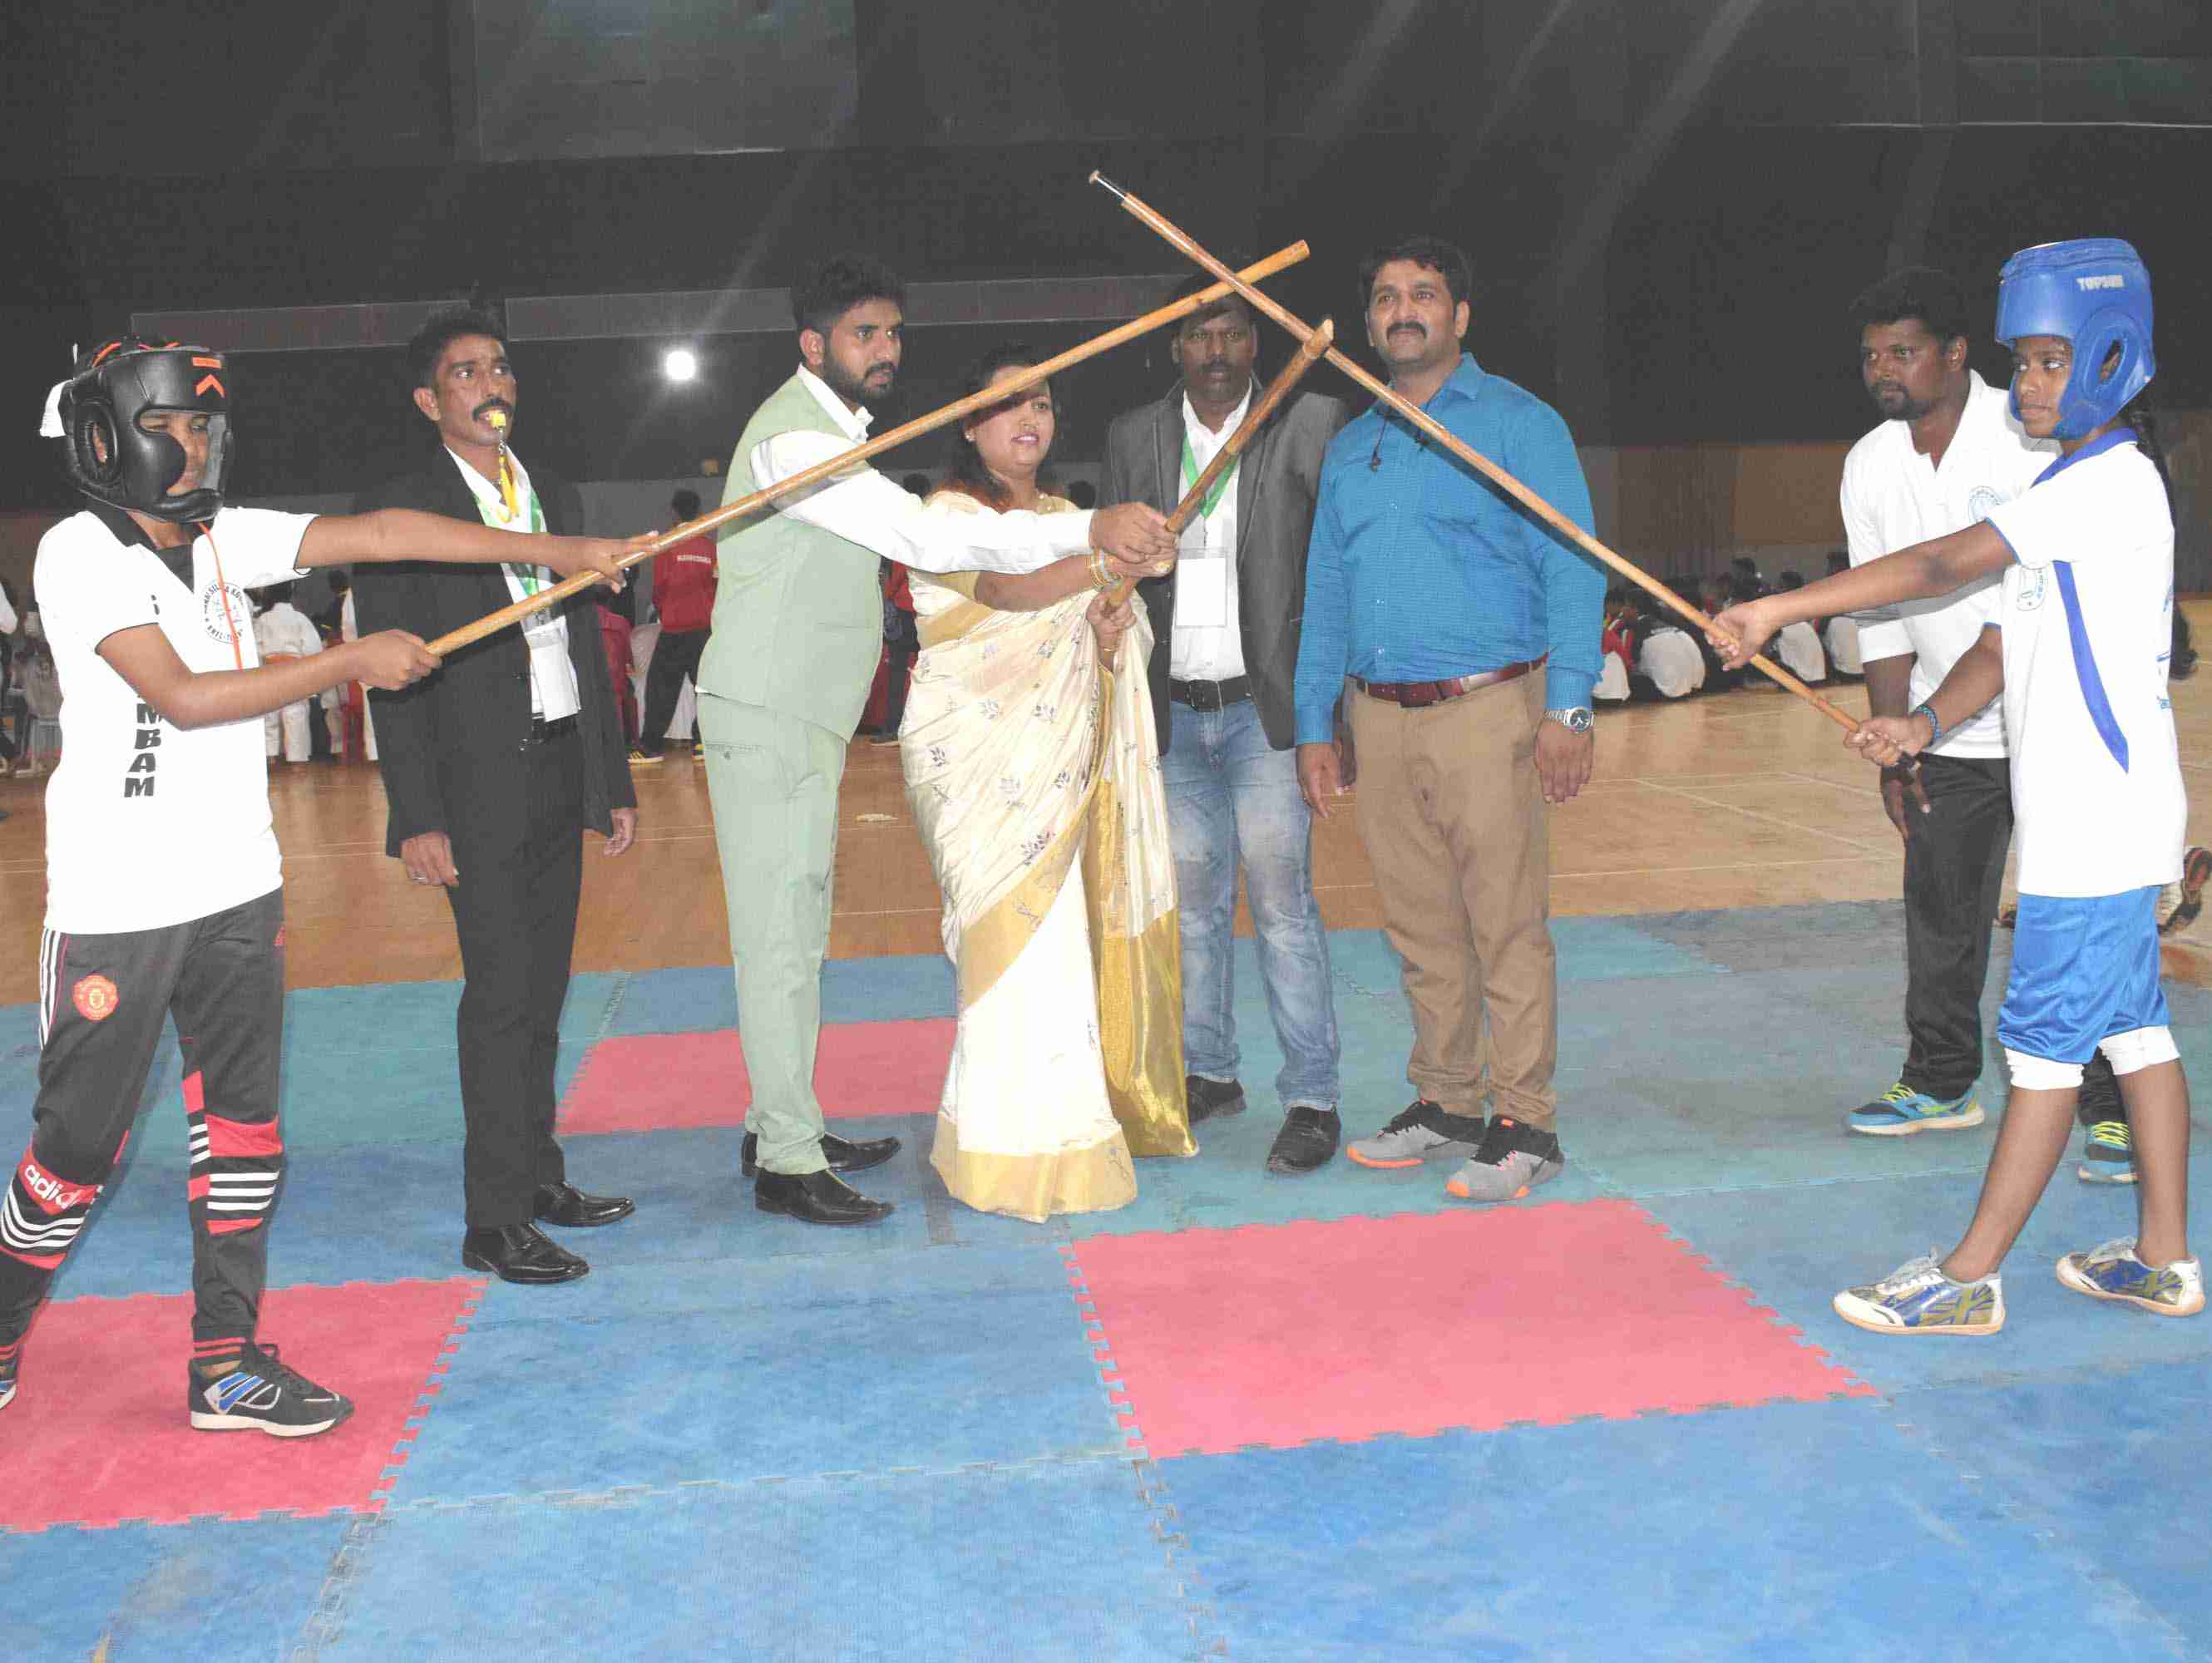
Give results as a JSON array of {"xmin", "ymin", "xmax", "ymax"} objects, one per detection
[
  {"xmin": 349, "ymin": 459, "xmax": 634, "ymax": 857},
  {"xmin": 1099, "ymin": 383, "xmax": 1350, "ymax": 750}
]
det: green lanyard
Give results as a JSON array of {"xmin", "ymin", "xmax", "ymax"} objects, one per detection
[
  {"xmin": 1180, "ymin": 430, "xmax": 1237, "ymax": 522},
  {"xmin": 471, "ymin": 471, "xmax": 549, "ymax": 592}
]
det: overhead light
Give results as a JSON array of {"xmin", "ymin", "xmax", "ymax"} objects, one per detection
[{"xmin": 664, "ymin": 348, "xmax": 699, "ymax": 382}]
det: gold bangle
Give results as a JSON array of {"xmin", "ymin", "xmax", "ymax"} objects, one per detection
[{"xmin": 1089, "ymin": 548, "xmax": 1113, "ymax": 590}]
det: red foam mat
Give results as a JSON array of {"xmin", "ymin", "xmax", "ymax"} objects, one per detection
[
  {"xmin": 558, "ymin": 1019, "xmax": 955, "ymax": 1136},
  {"xmin": 1065, "ymin": 1200, "xmax": 1873, "ymax": 1459},
  {"xmin": 0, "ymin": 1278, "xmax": 481, "ymax": 1532}
]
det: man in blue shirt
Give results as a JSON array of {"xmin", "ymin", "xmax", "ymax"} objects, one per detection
[{"xmin": 1293, "ymin": 235, "xmax": 1603, "ymax": 1202}]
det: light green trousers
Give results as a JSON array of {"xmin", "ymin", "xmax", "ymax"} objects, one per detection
[{"xmin": 697, "ymin": 693, "xmax": 846, "ymax": 1176}]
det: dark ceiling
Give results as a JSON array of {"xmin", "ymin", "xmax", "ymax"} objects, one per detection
[{"xmin": 3, "ymin": 0, "xmax": 2207, "ymax": 505}]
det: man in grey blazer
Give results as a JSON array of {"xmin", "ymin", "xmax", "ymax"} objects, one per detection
[{"xmin": 1102, "ymin": 275, "xmax": 1350, "ymax": 1176}]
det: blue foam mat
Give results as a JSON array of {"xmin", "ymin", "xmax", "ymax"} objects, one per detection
[
  {"xmin": 330, "ymin": 1463, "xmax": 1197, "ymax": 1663},
  {"xmin": 6, "ymin": 1513, "xmax": 352, "ymax": 1662},
  {"xmin": 1896, "ymin": 1359, "xmax": 2212, "ymax": 1641},
  {"xmin": 1638, "ymin": 1156, "xmax": 2212, "ymax": 1395},
  {"xmin": 383, "ymin": 1241, "xmax": 1116, "ymax": 1503},
  {"xmin": 1161, "ymin": 1398, "xmax": 2190, "ymax": 1661}
]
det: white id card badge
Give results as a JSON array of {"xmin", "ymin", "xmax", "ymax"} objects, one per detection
[{"xmin": 1176, "ymin": 552, "xmax": 1230, "ymax": 628}]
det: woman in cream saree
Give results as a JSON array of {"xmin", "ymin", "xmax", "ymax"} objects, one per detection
[{"xmin": 902, "ymin": 348, "xmax": 1194, "ymax": 1221}]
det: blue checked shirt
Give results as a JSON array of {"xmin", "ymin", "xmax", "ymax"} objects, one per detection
[{"xmin": 1293, "ymin": 353, "xmax": 1604, "ymax": 743}]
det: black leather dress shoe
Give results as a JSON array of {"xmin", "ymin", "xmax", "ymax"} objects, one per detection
[
  {"xmin": 740, "ymin": 1130, "xmax": 901, "ymax": 1180},
  {"xmin": 531, "ymin": 1182, "xmax": 635, "ymax": 1228},
  {"xmin": 1185, "ymin": 1074, "xmax": 1247, "ymax": 1124},
  {"xmin": 462, "ymin": 1221, "xmax": 590, "ymax": 1285},
  {"xmin": 754, "ymin": 1167, "xmax": 895, "ymax": 1226},
  {"xmin": 1266, "ymin": 1107, "xmax": 1341, "ymax": 1176}
]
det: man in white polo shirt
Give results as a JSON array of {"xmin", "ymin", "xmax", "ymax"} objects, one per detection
[
  {"xmin": 1836, "ymin": 268, "xmax": 2125, "ymax": 1158},
  {"xmin": 2, "ymin": 336, "xmax": 631, "ymax": 1433}
]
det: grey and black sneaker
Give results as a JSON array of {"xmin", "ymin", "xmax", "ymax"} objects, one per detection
[
  {"xmin": 1185, "ymin": 1075, "xmax": 1247, "ymax": 1124},
  {"xmin": 1444, "ymin": 1115, "xmax": 1563, "ymax": 1203},
  {"xmin": 1346, "ymin": 1100, "xmax": 1489, "ymax": 1170},
  {"xmin": 188, "ymin": 1340, "xmax": 354, "ymax": 1438},
  {"xmin": 0, "ymin": 1335, "xmax": 19, "ymax": 1413}
]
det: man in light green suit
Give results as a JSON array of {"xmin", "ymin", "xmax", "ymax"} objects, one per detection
[{"xmin": 701, "ymin": 254, "xmax": 1178, "ymax": 1226}]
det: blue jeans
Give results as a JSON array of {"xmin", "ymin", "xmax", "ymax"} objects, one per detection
[{"xmin": 1161, "ymin": 697, "xmax": 1341, "ymax": 1108}]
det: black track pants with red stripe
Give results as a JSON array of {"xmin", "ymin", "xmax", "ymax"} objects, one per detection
[{"xmin": 1, "ymin": 887, "xmax": 286, "ymax": 1354}]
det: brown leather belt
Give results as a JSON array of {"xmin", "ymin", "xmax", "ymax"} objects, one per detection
[{"xmin": 1353, "ymin": 655, "xmax": 1546, "ymax": 708}]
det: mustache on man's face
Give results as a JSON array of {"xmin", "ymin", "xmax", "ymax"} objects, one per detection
[{"xmin": 473, "ymin": 398, "xmax": 514, "ymax": 426}]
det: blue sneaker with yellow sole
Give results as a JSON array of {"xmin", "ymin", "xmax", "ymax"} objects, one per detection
[
  {"xmin": 1834, "ymin": 1253, "xmax": 2005, "ymax": 1335},
  {"xmin": 1847, "ymin": 1083, "xmax": 1985, "ymax": 1137},
  {"xmin": 2076, "ymin": 1119, "xmax": 2136, "ymax": 1185}
]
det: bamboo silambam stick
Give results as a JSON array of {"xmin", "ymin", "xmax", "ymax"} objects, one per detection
[
  {"xmin": 1101, "ymin": 317, "xmax": 1335, "ymax": 609},
  {"xmin": 1089, "ymin": 173, "xmax": 1869, "ymax": 738},
  {"xmin": 423, "ymin": 243, "xmax": 1313, "ymax": 658}
]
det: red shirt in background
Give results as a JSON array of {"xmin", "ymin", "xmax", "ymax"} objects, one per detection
[{"xmin": 654, "ymin": 534, "xmax": 719, "ymax": 633}]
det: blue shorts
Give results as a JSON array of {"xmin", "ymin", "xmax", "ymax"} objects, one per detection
[{"xmin": 1996, "ymin": 888, "xmax": 2169, "ymax": 1064}]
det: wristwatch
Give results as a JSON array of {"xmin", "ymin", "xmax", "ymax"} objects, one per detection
[{"xmin": 1543, "ymin": 706, "xmax": 1595, "ymax": 734}]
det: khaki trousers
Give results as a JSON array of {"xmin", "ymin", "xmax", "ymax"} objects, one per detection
[
  {"xmin": 698, "ymin": 693, "xmax": 842, "ymax": 1176},
  {"xmin": 1349, "ymin": 672, "xmax": 1558, "ymax": 1128}
]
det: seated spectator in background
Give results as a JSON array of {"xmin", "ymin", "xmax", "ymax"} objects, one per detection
[
  {"xmin": 1696, "ymin": 575, "xmax": 1742, "ymax": 690},
  {"xmin": 1596, "ymin": 586, "xmax": 1639, "ymax": 703},
  {"xmin": 1814, "ymin": 555, "xmax": 1864, "ymax": 677},
  {"xmin": 1769, "ymin": 571, "xmax": 1828, "ymax": 684},
  {"xmin": 1637, "ymin": 612, "xmax": 1707, "ymax": 699}
]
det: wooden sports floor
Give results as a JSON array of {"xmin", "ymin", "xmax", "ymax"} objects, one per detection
[
  {"xmin": 4, "ymin": 609, "xmax": 2211, "ymax": 1661},
  {"xmin": 7, "ymin": 613, "xmax": 2209, "ymax": 1000}
]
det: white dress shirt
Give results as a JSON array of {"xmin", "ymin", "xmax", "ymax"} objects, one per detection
[
  {"xmin": 746, "ymin": 367, "xmax": 1091, "ymax": 577},
  {"xmin": 1839, "ymin": 372, "xmax": 2055, "ymax": 758},
  {"xmin": 446, "ymin": 447, "xmax": 580, "ymax": 721},
  {"xmin": 1170, "ymin": 386, "xmax": 1251, "ymax": 682}
]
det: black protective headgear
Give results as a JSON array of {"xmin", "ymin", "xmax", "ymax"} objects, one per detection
[{"xmin": 47, "ymin": 338, "xmax": 234, "ymax": 523}]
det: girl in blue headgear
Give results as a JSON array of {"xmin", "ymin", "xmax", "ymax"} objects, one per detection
[{"xmin": 1711, "ymin": 239, "xmax": 2198, "ymax": 1336}]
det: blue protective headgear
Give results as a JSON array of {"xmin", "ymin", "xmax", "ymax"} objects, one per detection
[{"xmin": 1993, "ymin": 239, "xmax": 2155, "ymax": 440}]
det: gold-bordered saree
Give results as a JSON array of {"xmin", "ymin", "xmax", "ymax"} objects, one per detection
[{"xmin": 902, "ymin": 491, "xmax": 1194, "ymax": 1222}]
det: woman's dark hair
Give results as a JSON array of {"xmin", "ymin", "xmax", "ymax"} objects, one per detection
[
  {"xmin": 941, "ymin": 343, "xmax": 1050, "ymax": 510},
  {"xmin": 2118, "ymin": 395, "xmax": 2174, "ymax": 511}
]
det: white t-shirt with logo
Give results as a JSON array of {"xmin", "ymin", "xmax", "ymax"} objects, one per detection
[
  {"xmin": 34, "ymin": 504, "xmax": 314, "ymax": 932},
  {"xmin": 1984, "ymin": 438, "xmax": 2181, "ymax": 898},
  {"xmin": 1840, "ymin": 372, "xmax": 2056, "ymax": 759}
]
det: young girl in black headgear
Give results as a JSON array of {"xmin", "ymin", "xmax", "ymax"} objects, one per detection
[{"xmin": 0, "ymin": 338, "xmax": 639, "ymax": 1433}]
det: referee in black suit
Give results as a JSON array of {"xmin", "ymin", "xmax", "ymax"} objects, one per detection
[{"xmin": 353, "ymin": 308, "xmax": 638, "ymax": 1285}]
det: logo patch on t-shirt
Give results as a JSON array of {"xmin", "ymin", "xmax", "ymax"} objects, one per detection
[
  {"xmin": 72, "ymin": 975, "xmax": 120, "ymax": 1022},
  {"xmin": 2016, "ymin": 567, "xmax": 2047, "ymax": 611},
  {"xmin": 1967, "ymin": 485, "xmax": 2005, "ymax": 523},
  {"xmin": 200, "ymin": 579, "xmax": 252, "ymax": 648}
]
